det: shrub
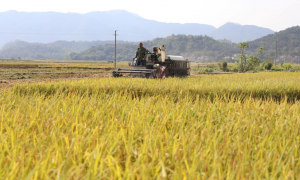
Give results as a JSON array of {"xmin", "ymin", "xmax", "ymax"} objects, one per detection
[
  {"xmin": 206, "ymin": 64, "xmax": 216, "ymax": 68},
  {"xmin": 263, "ymin": 61, "xmax": 273, "ymax": 70},
  {"xmin": 218, "ymin": 60, "xmax": 228, "ymax": 71},
  {"xmin": 236, "ymin": 55, "xmax": 261, "ymax": 72},
  {"xmin": 271, "ymin": 68, "xmax": 283, "ymax": 72},
  {"xmin": 282, "ymin": 62, "xmax": 292, "ymax": 70},
  {"xmin": 204, "ymin": 68, "xmax": 213, "ymax": 72},
  {"xmin": 192, "ymin": 68, "xmax": 214, "ymax": 73}
]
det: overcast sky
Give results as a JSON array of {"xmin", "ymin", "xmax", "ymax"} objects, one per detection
[{"xmin": 0, "ymin": 0, "xmax": 299, "ymax": 31}]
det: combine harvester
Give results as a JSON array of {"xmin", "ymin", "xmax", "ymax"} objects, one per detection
[{"xmin": 112, "ymin": 44, "xmax": 190, "ymax": 78}]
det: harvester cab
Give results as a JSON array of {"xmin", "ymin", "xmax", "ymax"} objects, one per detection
[{"xmin": 112, "ymin": 44, "xmax": 190, "ymax": 78}]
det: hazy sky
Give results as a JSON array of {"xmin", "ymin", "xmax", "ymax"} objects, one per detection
[{"xmin": 0, "ymin": 0, "xmax": 299, "ymax": 31}]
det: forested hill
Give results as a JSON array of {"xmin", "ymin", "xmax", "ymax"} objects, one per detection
[
  {"xmin": 245, "ymin": 26, "xmax": 300, "ymax": 58},
  {"xmin": 1, "ymin": 26, "xmax": 299, "ymax": 61},
  {"xmin": 0, "ymin": 35, "xmax": 238, "ymax": 61},
  {"xmin": 70, "ymin": 35, "xmax": 239, "ymax": 61},
  {"xmin": 69, "ymin": 26, "xmax": 300, "ymax": 61}
]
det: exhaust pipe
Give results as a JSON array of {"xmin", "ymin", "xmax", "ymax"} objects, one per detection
[{"xmin": 161, "ymin": 44, "xmax": 166, "ymax": 62}]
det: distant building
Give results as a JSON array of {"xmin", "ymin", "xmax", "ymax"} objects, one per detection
[
  {"xmin": 232, "ymin": 53, "xmax": 248, "ymax": 60},
  {"xmin": 233, "ymin": 54, "xmax": 239, "ymax": 60},
  {"xmin": 286, "ymin": 55, "xmax": 293, "ymax": 62},
  {"xmin": 224, "ymin": 56, "xmax": 231, "ymax": 60},
  {"xmin": 276, "ymin": 55, "xmax": 295, "ymax": 63},
  {"xmin": 295, "ymin": 56, "xmax": 300, "ymax": 63},
  {"xmin": 181, "ymin": 53, "xmax": 196, "ymax": 61},
  {"xmin": 278, "ymin": 56, "xmax": 286, "ymax": 62},
  {"xmin": 197, "ymin": 56, "xmax": 210, "ymax": 62},
  {"xmin": 277, "ymin": 55, "xmax": 300, "ymax": 63}
]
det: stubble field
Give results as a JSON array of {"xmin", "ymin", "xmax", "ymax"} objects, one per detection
[{"xmin": 1, "ymin": 72, "xmax": 300, "ymax": 179}]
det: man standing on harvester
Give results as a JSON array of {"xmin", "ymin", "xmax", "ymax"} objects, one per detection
[{"xmin": 134, "ymin": 43, "xmax": 147, "ymax": 66}]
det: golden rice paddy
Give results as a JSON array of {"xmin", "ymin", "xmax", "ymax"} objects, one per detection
[{"xmin": 1, "ymin": 72, "xmax": 300, "ymax": 179}]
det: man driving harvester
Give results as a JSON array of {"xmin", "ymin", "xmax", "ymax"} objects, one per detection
[{"xmin": 134, "ymin": 42, "xmax": 147, "ymax": 66}]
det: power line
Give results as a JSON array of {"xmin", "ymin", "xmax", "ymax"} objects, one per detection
[
  {"xmin": 0, "ymin": 32, "xmax": 151, "ymax": 37},
  {"xmin": 0, "ymin": 29, "xmax": 114, "ymax": 32},
  {"xmin": 0, "ymin": 30, "xmax": 151, "ymax": 34},
  {"xmin": 118, "ymin": 34, "xmax": 151, "ymax": 38},
  {"xmin": 0, "ymin": 32, "xmax": 113, "ymax": 35},
  {"xmin": 120, "ymin": 30, "xmax": 150, "ymax": 34}
]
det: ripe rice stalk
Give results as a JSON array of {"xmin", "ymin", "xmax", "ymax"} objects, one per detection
[{"xmin": 0, "ymin": 72, "xmax": 299, "ymax": 179}]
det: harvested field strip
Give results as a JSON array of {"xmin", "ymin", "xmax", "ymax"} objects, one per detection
[
  {"xmin": 0, "ymin": 66, "xmax": 114, "ymax": 70},
  {"xmin": 3, "ymin": 71, "xmax": 107, "ymax": 75},
  {"xmin": 0, "ymin": 65, "xmax": 39, "ymax": 68},
  {"xmin": 0, "ymin": 61, "xmax": 128, "ymax": 69},
  {"xmin": 13, "ymin": 72, "xmax": 300, "ymax": 101},
  {"xmin": 37, "ymin": 67, "xmax": 114, "ymax": 70}
]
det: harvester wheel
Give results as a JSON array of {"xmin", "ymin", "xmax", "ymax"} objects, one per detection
[{"xmin": 112, "ymin": 72, "xmax": 122, "ymax": 77}]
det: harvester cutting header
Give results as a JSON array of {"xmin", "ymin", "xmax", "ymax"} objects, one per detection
[{"xmin": 112, "ymin": 43, "xmax": 190, "ymax": 78}]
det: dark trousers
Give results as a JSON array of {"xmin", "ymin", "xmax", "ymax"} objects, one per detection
[{"xmin": 136, "ymin": 60, "xmax": 145, "ymax": 66}]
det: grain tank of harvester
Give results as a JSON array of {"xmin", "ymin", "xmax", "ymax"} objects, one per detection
[{"xmin": 112, "ymin": 44, "xmax": 190, "ymax": 78}]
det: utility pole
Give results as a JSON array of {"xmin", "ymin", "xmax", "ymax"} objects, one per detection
[
  {"xmin": 275, "ymin": 40, "xmax": 277, "ymax": 66},
  {"xmin": 204, "ymin": 36, "xmax": 206, "ymax": 63},
  {"xmin": 114, "ymin": 30, "xmax": 118, "ymax": 68}
]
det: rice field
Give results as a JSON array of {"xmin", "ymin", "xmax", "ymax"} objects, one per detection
[{"xmin": 1, "ymin": 72, "xmax": 300, "ymax": 179}]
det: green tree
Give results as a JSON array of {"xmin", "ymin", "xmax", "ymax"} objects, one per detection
[
  {"xmin": 282, "ymin": 62, "xmax": 292, "ymax": 70},
  {"xmin": 256, "ymin": 47, "xmax": 264, "ymax": 56},
  {"xmin": 217, "ymin": 60, "xmax": 228, "ymax": 71},
  {"xmin": 236, "ymin": 55, "xmax": 261, "ymax": 72},
  {"xmin": 247, "ymin": 56, "xmax": 261, "ymax": 70},
  {"xmin": 237, "ymin": 42, "xmax": 249, "ymax": 72},
  {"xmin": 238, "ymin": 42, "xmax": 249, "ymax": 55},
  {"xmin": 68, "ymin": 52, "xmax": 79, "ymax": 60},
  {"xmin": 237, "ymin": 54, "xmax": 247, "ymax": 72},
  {"xmin": 263, "ymin": 61, "xmax": 273, "ymax": 70}
]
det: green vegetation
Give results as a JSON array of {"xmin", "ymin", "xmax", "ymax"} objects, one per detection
[
  {"xmin": 238, "ymin": 42, "xmax": 249, "ymax": 55},
  {"xmin": 282, "ymin": 62, "xmax": 292, "ymax": 70},
  {"xmin": 1, "ymin": 26, "xmax": 300, "ymax": 63},
  {"xmin": 263, "ymin": 61, "xmax": 273, "ymax": 70},
  {"xmin": 68, "ymin": 26, "xmax": 300, "ymax": 62},
  {"xmin": 1, "ymin": 73, "xmax": 300, "ymax": 179},
  {"xmin": 192, "ymin": 68, "xmax": 215, "ymax": 73},
  {"xmin": 217, "ymin": 60, "xmax": 228, "ymax": 71},
  {"xmin": 247, "ymin": 26, "xmax": 300, "ymax": 58},
  {"xmin": 234, "ymin": 43, "xmax": 263, "ymax": 72},
  {"xmin": 235, "ymin": 43, "xmax": 261, "ymax": 72},
  {"xmin": 70, "ymin": 35, "xmax": 238, "ymax": 61}
]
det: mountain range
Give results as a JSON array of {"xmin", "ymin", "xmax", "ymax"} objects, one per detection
[
  {"xmin": 209, "ymin": 23, "xmax": 275, "ymax": 43},
  {"xmin": 0, "ymin": 10, "xmax": 274, "ymax": 47},
  {"xmin": 1, "ymin": 26, "xmax": 299, "ymax": 62}
]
